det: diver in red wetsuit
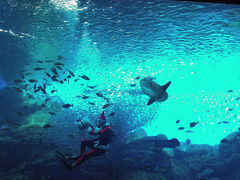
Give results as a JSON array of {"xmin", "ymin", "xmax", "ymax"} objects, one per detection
[{"xmin": 56, "ymin": 111, "xmax": 114, "ymax": 170}]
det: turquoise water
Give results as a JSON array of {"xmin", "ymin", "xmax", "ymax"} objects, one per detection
[{"xmin": 0, "ymin": 0, "xmax": 240, "ymax": 146}]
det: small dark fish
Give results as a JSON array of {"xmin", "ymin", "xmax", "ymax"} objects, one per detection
[
  {"xmin": 88, "ymin": 85, "xmax": 97, "ymax": 89},
  {"xmin": 45, "ymin": 60, "xmax": 54, "ymax": 63},
  {"xmin": 64, "ymin": 78, "xmax": 67, "ymax": 81},
  {"xmin": 13, "ymin": 87, "xmax": 23, "ymax": 93},
  {"xmin": 82, "ymin": 95, "xmax": 89, "ymax": 99},
  {"xmin": 20, "ymin": 74, "xmax": 25, "ymax": 79},
  {"xmin": 96, "ymin": 92, "xmax": 103, "ymax": 97},
  {"xmin": 52, "ymin": 75, "xmax": 58, "ymax": 79},
  {"xmin": 45, "ymin": 72, "xmax": 51, "ymax": 77},
  {"xmin": 74, "ymin": 79, "xmax": 80, "ymax": 82},
  {"xmin": 218, "ymin": 121, "xmax": 229, "ymax": 124},
  {"xmin": 238, "ymin": 127, "xmax": 240, "ymax": 131},
  {"xmin": 29, "ymin": 79, "xmax": 37, "ymax": 83},
  {"xmin": 41, "ymin": 103, "xmax": 47, "ymax": 107},
  {"xmin": 24, "ymin": 84, "xmax": 29, "ymax": 88},
  {"xmin": 45, "ymin": 98, "xmax": 50, "ymax": 102},
  {"xmin": 227, "ymin": 90, "xmax": 233, "ymax": 93},
  {"xmin": 135, "ymin": 76, "xmax": 140, "ymax": 80},
  {"xmin": 59, "ymin": 80, "xmax": 63, "ymax": 84},
  {"xmin": 25, "ymin": 72, "xmax": 33, "ymax": 76},
  {"xmin": 178, "ymin": 127, "xmax": 184, "ymax": 130},
  {"xmin": 49, "ymin": 112, "xmax": 56, "ymax": 115},
  {"xmin": 51, "ymin": 90, "xmax": 57, "ymax": 93},
  {"xmin": 186, "ymin": 138, "xmax": 191, "ymax": 144},
  {"xmin": 176, "ymin": 120, "xmax": 180, "ymax": 123},
  {"xmin": 228, "ymin": 108, "xmax": 233, "ymax": 111},
  {"xmin": 55, "ymin": 66, "xmax": 62, "ymax": 70},
  {"xmin": 220, "ymin": 139, "xmax": 229, "ymax": 143},
  {"xmin": 130, "ymin": 84, "xmax": 136, "ymax": 87},
  {"xmin": 236, "ymin": 97, "xmax": 240, "ymax": 101},
  {"xmin": 54, "ymin": 62, "xmax": 64, "ymax": 66},
  {"xmin": 34, "ymin": 83, "xmax": 36, "ymax": 90},
  {"xmin": 16, "ymin": 112, "xmax": 24, "ymax": 116},
  {"xmin": 68, "ymin": 70, "xmax": 75, "ymax": 77},
  {"xmin": 62, "ymin": 104, "xmax": 73, "ymax": 108},
  {"xmin": 43, "ymin": 124, "xmax": 53, "ymax": 128},
  {"xmin": 190, "ymin": 122, "xmax": 199, "ymax": 128},
  {"xmin": 58, "ymin": 55, "xmax": 64, "ymax": 60},
  {"xmin": 102, "ymin": 103, "xmax": 112, "ymax": 109},
  {"xmin": 80, "ymin": 75, "xmax": 90, "ymax": 80},
  {"xmin": 185, "ymin": 130, "xmax": 194, "ymax": 133},
  {"xmin": 20, "ymin": 70, "xmax": 27, "ymax": 73},
  {"xmin": 51, "ymin": 67, "xmax": 58, "ymax": 75},
  {"xmin": 13, "ymin": 79, "xmax": 24, "ymax": 83},
  {"xmin": 37, "ymin": 60, "xmax": 43, "ymax": 63},
  {"xmin": 89, "ymin": 102, "xmax": 95, "ymax": 105},
  {"xmin": 34, "ymin": 67, "xmax": 45, "ymax": 71},
  {"xmin": 67, "ymin": 75, "xmax": 71, "ymax": 79},
  {"xmin": 109, "ymin": 112, "xmax": 115, "ymax": 116}
]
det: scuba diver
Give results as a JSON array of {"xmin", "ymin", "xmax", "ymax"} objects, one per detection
[{"xmin": 56, "ymin": 111, "xmax": 114, "ymax": 170}]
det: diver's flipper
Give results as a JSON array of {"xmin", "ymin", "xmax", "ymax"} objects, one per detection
[
  {"xmin": 56, "ymin": 151, "xmax": 73, "ymax": 170},
  {"xmin": 147, "ymin": 98, "xmax": 155, "ymax": 105},
  {"xmin": 162, "ymin": 81, "xmax": 171, "ymax": 90}
]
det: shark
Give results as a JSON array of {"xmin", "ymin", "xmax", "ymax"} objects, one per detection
[{"xmin": 140, "ymin": 77, "xmax": 171, "ymax": 105}]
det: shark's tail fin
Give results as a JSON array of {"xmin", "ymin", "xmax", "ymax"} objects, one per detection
[{"xmin": 162, "ymin": 81, "xmax": 171, "ymax": 90}]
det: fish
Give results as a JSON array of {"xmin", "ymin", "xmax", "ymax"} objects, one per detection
[
  {"xmin": 82, "ymin": 95, "xmax": 89, "ymax": 99},
  {"xmin": 220, "ymin": 139, "xmax": 229, "ymax": 143},
  {"xmin": 176, "ymin": 120, "xmax": 180, "ymax": 123},
  {"xmin": 62, "ymin": 104, "xmax": 73, "ymax": 108},
  {"xmin": 190, "ymin": 122, "xmax": 199, "ymax": 128},
  {"xmin": 79, "ymin": 75, "xmax": 90, "ymax": 80},
  {"xmin": 67, "ymin": 75, "xmax": 71, "ymax": 79},
  {"xmin": 227, "ymin": 90, "xmax": 233, "ymax": 93},
  {"xmin": 34, "ymin": 67, "xmax": 45, "ymax": 71},
  {"xmin": 130, "ymin": 84, "xmax": 136, "ymax": 87},
  {"xmin": 218, "ymin": 121, "xmax": 229, "ymax": 124},
  {"xmin": 68, "ymin": 70, "xmax": 75, "ymax": 77},
  {"xmin": 96, "ymin": 92, "xmax": 103, "ymax": 97},
  {"xmin": 102, "ymin": 103, "xmax": 112, "ymax": 109},
  {"xmin": 135, "ymin": 76, "xmax": 140, "ymax": 80},
  {"xmin": 20, "ymin": 74, "xmax": 25, "ymax": 79},
  {"xmin": 45, "ymin": 60, "xmax": 54, "ymax": 63},
  {"xmin": 54, "ymin": 62, "xmax": 64, "ymax": 66},
  {"xmin": 89, "ymin": 102, "xmax": 95, "ymax": 105},
  {"xmin": 74, "ymin": 79, "xmax": 80, "ymax": 82},
  {"xmin": 236, "ymin": 97, "xmax": 240, "ymax": 101},
  {"xmin": 13, "ymin": 87, "xmax": 23, "ymax": 93},
  {"xmin": 59, "ymin": 80, "xmax": 63, "ymax": 84},
  {"xmin": 228, "ymin": 108, "xmax": 233, "ymax": 111},
  {"xmin": 45, "ymin": 72, "xmax": 51, "ymax": 77},
  {"xmin": 140, "ymin": 77, "xmax": 171, "ymax": 105},
  {"xmin": 186, "ymin": 138, "xmax": 191, "ymax": 144},
  {"xmin": 20, "ymin": 70, "xmax": 27, "ymax": 73},
  {"xmin": 45, "ymin": 98, "xmax": 50, "ymax": 102},
  {"xmin": 13, "ymin": 79, "xmax": 24, "ymax": 83},
  {"xmin": 29, "ymin": 79, "xmax": 37, "ymax": 83},
  {"xmin": 109, "ymin": 112, "xmax": 115, "ymax": 116},
  {"xmin": 43, "ymin": 124, "xmax": 53, "ymax": 128},
  {"xmin": 185, "ymin": 130, "xmax": 194, "ymax": 133},
  {"xmin": 58, "ymin": 55, "xmax": 64, "ymax": 60},
  {"xmin": 16, "ymin": 112, "xmax": 24, "ymax": 116},
  {"xmin": 178, "ymin": 127, "xmax": 184, "ymax": 130},
  {"xmin": 88, "ymin": 85, "xmax": 97, "ymax": 89},
  {"xmin": 51, "ymin": 90, "xmax": 57, "ymax": 93},
  {"xmin": 49, "ymin": 112, "xmax": 56, "ymax": 115},
  {"xmin": 51, "ymin": 67, "xmax": 58, "ymax": 76},
  {"xmin": 25, "ymin": 72, "xmax": 33, "ymax": 76},
  {"xmin": 55, "ymin": 66, "xmax": 62, "ymax": 70},
  {"xmin": 37, "ymin": 60, "xmax": 43, "ymax": 63},
  {"xmin": 34, "ymin": 83, "xmax": 36, "ymax": 90}
]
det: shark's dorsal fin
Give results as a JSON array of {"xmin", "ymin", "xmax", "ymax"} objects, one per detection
[
  {"xmin": 162, "ymin": 81, "xmax": 171, "ymax": 91},
  {"xmin": 147, "ymin": 98, "xmax": 155, "ymax": 105}
]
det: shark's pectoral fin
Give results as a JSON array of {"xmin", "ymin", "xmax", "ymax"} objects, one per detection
[
  {"xmin": 147, "ymin": 98, "xmax": 156, "ymax": 105},
  {"xmin": 162, "ymin": 81, "xmax": 171, "ymax": 90}
]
